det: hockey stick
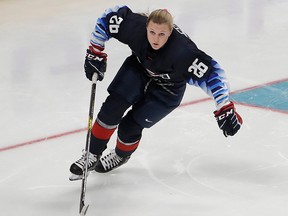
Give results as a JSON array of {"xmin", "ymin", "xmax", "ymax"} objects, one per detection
[{"xmin": 79, "ymin": 73, "xmax": 98, "ymax": 216}]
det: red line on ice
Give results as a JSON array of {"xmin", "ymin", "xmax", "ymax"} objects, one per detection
[
  {"xmin": 0, "ymin": 128, "xmax": 86, "ymax": 152},
  {"xmin": 1, "ymin": 78, "xmax": 287, "ymax": 152}
]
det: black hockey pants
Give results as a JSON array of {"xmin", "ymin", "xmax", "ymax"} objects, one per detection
[{"xmin": 90, "ymin": 55, "xmax": 186, "ymax": 157}]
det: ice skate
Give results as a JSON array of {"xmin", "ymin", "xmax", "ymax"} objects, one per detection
[
  {"xmin": 69, "ymin": 150, "xmax": 101, "ymax": 181},
  {"xmin": 95, "ymin": 149, "xmax": 130, "ymax": 173}
]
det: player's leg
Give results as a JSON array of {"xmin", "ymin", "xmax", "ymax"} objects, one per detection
[
  {"xmin": 95, "ymin": 110, "xmax": 144, "ymax": 173},
  {"xmin": 70, "ymin": 55, "xmax": 148, "ymax": 177},
  {"xmin": 69, "ymin": 93, "xmax": 131, "ymax": 179},
  {"xmin": 95, "ymin": 83, "xmax": 186, "ymax": 173}
]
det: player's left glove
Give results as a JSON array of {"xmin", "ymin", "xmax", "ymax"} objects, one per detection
[{"xmin": 214, "ymin": 102, "xmax": 243, "ymax": 137}]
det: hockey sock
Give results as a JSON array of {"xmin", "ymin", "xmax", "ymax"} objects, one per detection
[
  {"xmin": 89, "ymin": 118, "xmax": 116, "ymax": 155},
  {"xmin": 115, "ymin": 138, "xmax": 140, "ymax": 158}
]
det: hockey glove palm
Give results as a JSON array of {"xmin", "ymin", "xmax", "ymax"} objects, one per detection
[
  {"xmin": 84, "ymin": 47, "xmax": 107, "ymax": 81},
  {"xmin": 214, "ymin": 102, "xmax": 243, "ymax": 137}
]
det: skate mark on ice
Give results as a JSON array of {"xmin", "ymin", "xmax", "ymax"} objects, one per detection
[
  {"xmin": 137, "ymin": 152, "xmax": 197, "ymax": 197},
  {"xmin": 278, "ymin": 151, "xmax": 288, "ymax": 162},
  {"xmin": 186, "ymin": 154, "xmax": 241, "ymax": 198}
]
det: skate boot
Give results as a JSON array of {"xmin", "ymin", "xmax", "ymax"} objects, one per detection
[
  {"xmin": 69, "ymin": 150, "xmax": 101, "ymax": 181},
  {"xmin": 95, "ymin": 149, "xmax": 130, "ymax": 173}
]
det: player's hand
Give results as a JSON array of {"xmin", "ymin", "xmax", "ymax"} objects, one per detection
[
  {"xmin": 84, "ymin": 46, "xmax": 107, "ymax": 81},
  {"xmin": 214, "ymin": 102, "xmax": 243, "ymax": 137}
]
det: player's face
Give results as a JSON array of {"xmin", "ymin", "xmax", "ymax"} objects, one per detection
[{"xmin": 146, "ymin": 21, "xmax": 172, "ymax": 50}]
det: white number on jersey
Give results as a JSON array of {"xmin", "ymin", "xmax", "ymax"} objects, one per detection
[
  {"xmin": 109, "ymin": 15, "xmax": 123, "ymax": 33},
  {"xmin": 188, "ymin": 58, "xmax": 208, "ymax": 78}
]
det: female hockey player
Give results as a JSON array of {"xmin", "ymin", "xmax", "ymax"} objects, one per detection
[{"xmin": 69, "ymin": 5, "xmax": 243, "ymax": 180}]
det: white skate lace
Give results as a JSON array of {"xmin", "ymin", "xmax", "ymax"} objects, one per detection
[
  {"xmin": 101, "ymin": 150, "xmax": 123, "ymax": 171},
  {"xmin": 76, "ymin": 150, "xmax": 98, "ymax": 168}
]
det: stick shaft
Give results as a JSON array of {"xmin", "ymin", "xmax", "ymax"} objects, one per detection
[{"xmin": 79, "ymin": 73, "xmax": 98, "ymax": 215}]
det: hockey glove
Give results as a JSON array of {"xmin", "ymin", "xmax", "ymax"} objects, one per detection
[
  {"xmin": 84, "ymin": 46, "xmax": 107, "ymax": 81},
  {"xmin": 214, "ymin": 102, "xmax": 243, "ymax": 137}
]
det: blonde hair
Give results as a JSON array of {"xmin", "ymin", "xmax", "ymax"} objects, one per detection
[{"xmin": 146, "ymin": 9, "xmax": 173, "ymax": 30}]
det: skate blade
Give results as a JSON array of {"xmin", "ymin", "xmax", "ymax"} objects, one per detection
[
  {"xmin": 69, "ymin": 174, "xmax": 83, "ymax": 181},
  {"xmin": 69, "ymin": 171, "xmax": 92, "ymax": 181}
]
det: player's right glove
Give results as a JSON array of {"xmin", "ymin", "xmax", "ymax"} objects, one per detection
[
  {"xmin": 214, "ymin": 101, "xmax": 243, "ymax": 137},
  {"xmin": 84, "ymin": 46, "xmax": 107, "ymax": 81}
]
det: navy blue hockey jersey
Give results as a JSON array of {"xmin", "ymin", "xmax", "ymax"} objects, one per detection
[{"xmin": 90, "ymin": 5, "xmax": 230, "ymax": 109}]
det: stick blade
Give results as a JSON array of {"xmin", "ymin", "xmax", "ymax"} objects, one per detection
[{"xmin": 79, "ymin": 204, "xmax": 89, "ymax": 216}]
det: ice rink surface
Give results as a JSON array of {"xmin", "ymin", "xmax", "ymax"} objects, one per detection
[{"xmin": 1, "ymin": 0, "xmax": 288, "ymax": 215}]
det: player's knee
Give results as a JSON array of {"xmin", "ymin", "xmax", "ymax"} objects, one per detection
[
  {"xmin": 97, "ymin": 93, "xmax": 131, "ymax": 125},
  {"xmin": 118, "ymin": 112, "xmax": 143, "ymax": 143}
]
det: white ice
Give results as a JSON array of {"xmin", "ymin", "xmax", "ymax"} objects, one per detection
[{"xmin": 1, "ymin": 0, "xmax": 288, "ymax": 215}]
